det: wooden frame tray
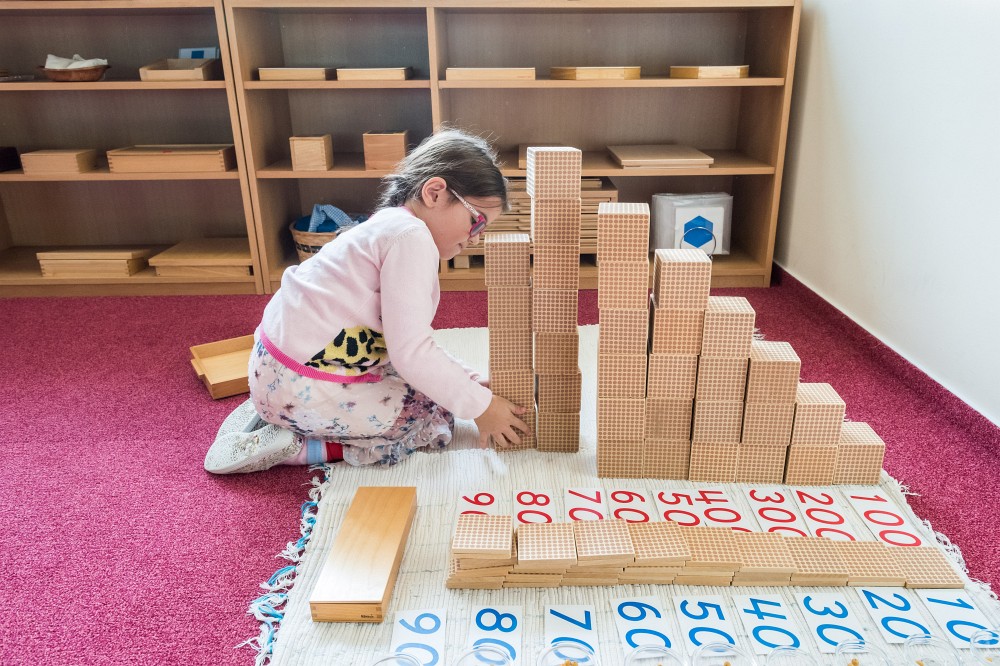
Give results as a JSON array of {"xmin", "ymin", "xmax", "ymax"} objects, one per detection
[
  {"xmin": 138, "ymin": 58, "xmax": 222, "ymax": 81},
  {"xmin": 149, "ymin": 238, "xmax": 252, "ymax": 278},
  {"xmin": 258, "ymin": 67, "xmax": 335, "ymax": 81},
  {"xmin": 335, "ymin": 67, "xmax": 412, "ymax": 81},
  {"xmin": 189, "ymin": 334, "xmax": 255, "ymax": 399}
]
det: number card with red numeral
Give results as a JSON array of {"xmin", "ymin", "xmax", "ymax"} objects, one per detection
[
  {"xmin": 467, "ymin": 606, "xmax": 524, "ymax": 665},
  {"xmin": 741, "ymin": 486, "xmax": 811, "ymax": 537},
  {"xmin": 843, "ymin": 489, "xmax": 928, "ymax": 547},
  {"xmin": 513, "ymin": 489, "xmax": 558, "ymax": 525},
  {"xmin": 607, "ymin": 488, "xmax": 660, "ymax": 524},
  {"xmin": 458, "ymin": 491, "xmax": 502, "ymax": 517},
  {"xmin": 564, "ymin": 488, "xmax": 608, "ymax": 521},
  {"xmin": 653, "ymin": 486, "xmax": 759, "ymax": 532},
  {"xmin": 610, "ymin": 596, "xmax": 681, "ymax": 658},
  {"xmin": 789, "ymin": 488, "xmax": 873, "ymax": 541},
  {"xmin": 916, "ymin": 589, "xmax": 996, "ymax": 649}
]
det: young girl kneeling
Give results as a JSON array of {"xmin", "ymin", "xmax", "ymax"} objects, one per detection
[{"xmin": 205, "ymin": 129, "xmax": 528, "ymax": 474}]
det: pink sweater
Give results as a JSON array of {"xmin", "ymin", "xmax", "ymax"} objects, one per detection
[{"xmin": 259, "ymin": 206, "xmax": 492, "ymax": 420}]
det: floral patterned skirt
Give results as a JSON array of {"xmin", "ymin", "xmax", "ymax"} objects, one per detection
[{"xmin": 248, "ymin": 339, "xmax": 454, "ymax": 466}]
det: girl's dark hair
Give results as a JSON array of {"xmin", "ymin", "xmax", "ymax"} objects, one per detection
[{"xmin": 378, "ymin": 128, "xmax": 510, "ymax": 212}]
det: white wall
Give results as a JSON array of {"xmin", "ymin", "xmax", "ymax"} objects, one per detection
[{"xmin": 777, "ymin": 0, "xmax": 1000, "ymax": 425}]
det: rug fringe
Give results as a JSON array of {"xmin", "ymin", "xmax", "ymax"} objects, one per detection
[{"xmin": 239, "ymin": 465, "xmax": 333, "ymax": 665}]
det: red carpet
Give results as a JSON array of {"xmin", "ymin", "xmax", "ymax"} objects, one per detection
[{"xmin": 1, "ymin": 268, "xmax": 997, "ymax": 664}]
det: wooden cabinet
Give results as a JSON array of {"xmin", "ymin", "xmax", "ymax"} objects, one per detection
[
  {"xmin": 1, "ymin": 0, "xmax": 799, "ymax": 296},
  {"xmin": 0, "ymin": 0, "xmax": 261, "ymax": 296}
]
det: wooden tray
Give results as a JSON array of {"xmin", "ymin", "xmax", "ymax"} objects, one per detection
[
  {"xmin": 446, "ymin": 67, "xmax": 535, "ymax": 81},
  {"xmin": 139, "ymin": 58, "xmax": 222, "ymax": 81},
  {"xmin": 670, "ymin": 65, "xmax": 749, "ymax": 79},
  {"xmin": 607, "ymin": 144, "xmax": 714, "ymax": 168},
  {"xmin": 189, "ymin": 334, "xmax": 255, "ymax": 399},
  {"xmin": 335, "ymin": 67, "xmax": 412, "ymax": 81},
  {"xmin": 550, "ymin": 66, "xmax": 641, "ymax": 80},
  {"xmin": 107, "ymin": 144, "xmax": 236, "ymax": 173},
  {"xmin": 258, "ymin": 67, "xmax": 335, "ymax": 81},
  {"xmin": 149, "ymin": 238, "xmax": 252, "ymax": 278}
]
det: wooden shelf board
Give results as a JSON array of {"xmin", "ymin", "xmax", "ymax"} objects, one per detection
[
  {"xmin": 0, "ymin": 166, "xmax": 240, "ymax": 182},
  {"xmin": 0, "ymin": 80, "xmax": 226, "ymax": 91},
  {"xmin": 257, "ymin": 154, "xmax": 390, "ymax": 178},
  {"xmin": 496, "ymin": 150, "xmax": 774, "ymax": 177},
  {"xmin": 0, "ymin": 247, "xmax": 256, "ymax": 286},
  {"xmin": 439, "ymin": 75, "xmax": 783, "ymax": 89},
  {"xmin": 431, "ymin": 1, "xmax": 796, "ymax": 8},
  {"xmin": 245, "ymin": 79, "xmax": 430, "ymax": 90},
  {"xmin": 256, "ymin": 150, "xmax": 772, "ymax": 180},
  {"xmin": 1, "ymin": 1, "xmax": 217, "ymax": 13}
]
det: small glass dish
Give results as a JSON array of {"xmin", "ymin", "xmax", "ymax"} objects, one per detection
[
  {"xmin": 536, "ymin": 640, "xmax": 597, "ymax": 665},
  {"xmin": 625, "ymin": 645, "xmax": 687, "ymax": 665},
  {"xmin": 765, "ymin": 645, "xmax": 819, "ymax": 665},
  {"xmin": 690, "ymin": 641, "xmax": 757, "ymax": 666},
  {"xmin": 971, "ymin": 628, "xmax": 1000, "ymax": 664},
  {"xmin": 902, "ymin": 633, "xmax": 963, "ymax": 665},
  {"xmin": 832, "ymin": 640, "xmax": 891, "ymax": 665}
]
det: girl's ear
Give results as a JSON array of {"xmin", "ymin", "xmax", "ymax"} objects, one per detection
[{"xmin": 420, "ymin": 176, "xmax": 448, "ymax": 207}]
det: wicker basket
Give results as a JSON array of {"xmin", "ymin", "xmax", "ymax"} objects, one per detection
[{"xmin": 289, "ymin": 221, "xmax": 341, "ymax": 262}]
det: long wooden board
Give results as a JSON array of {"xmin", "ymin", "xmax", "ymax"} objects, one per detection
[{"xmin": 309, "ymin": 486, "xmax": 418, "ymax": 622}]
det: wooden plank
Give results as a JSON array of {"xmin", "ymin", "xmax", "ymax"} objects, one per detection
[
  {"xmin": 309, "ymin": 486, "xmax": 418, "ymax": 623},
  {"xmin": 670, "ymin": 65, "xmax": 749, "ymax": 79}
]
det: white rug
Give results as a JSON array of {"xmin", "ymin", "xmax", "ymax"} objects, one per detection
[{"xmin": 250, "ymin": 326, "xmax": 1000, "ymax": 666}]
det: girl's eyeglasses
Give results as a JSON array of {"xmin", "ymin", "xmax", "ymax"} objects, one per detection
[{"xmin": 449, "ymin": 189, "xmax": 489, "ymax": 237}]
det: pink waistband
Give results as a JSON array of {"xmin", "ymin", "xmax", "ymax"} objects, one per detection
[{"xmin": 258, "ymin": 330, "xmax": 383, "ymax": 384}]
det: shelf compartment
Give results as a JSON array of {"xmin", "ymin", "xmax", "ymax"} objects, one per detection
[
  {"xmin": 0, "ymin": 4, "xmax": 222, "ymax": 82},
  {"xmin": 227, "ymin": 6, "xmax": 430, "ymax": 83},
  {"xmin": 0, "ymin": 90, "xmax": 236, "ymax": 158},
  {"xmin": 433, "ymin": 7, "xmax": 794, "ymax": 80},
  {"xmin": 0, "ymin": 167, "xmax": 239, "ymax": 182},
  {"xmin": 0, "ymin": 81, "xmax": 227, "ymax": 91}
]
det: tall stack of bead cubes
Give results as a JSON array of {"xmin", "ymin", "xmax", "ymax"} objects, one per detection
[
  {"xmin": 526, "ymin": 147, "xmax": 583, "ymax": 452},
  {"xmin": 646, "ymin": 249, "xmax": 712, "ymax": 478},
  {"xmin": 595, "ymin": 202, "xmax": 653, "ymax": 476},
  {"xmin": 485, "ymin": 232, "xmax": 535, "ymax": 449}
]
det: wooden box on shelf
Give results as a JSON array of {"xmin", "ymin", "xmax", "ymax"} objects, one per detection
[
  {"xmin": 549, "ymin": 66, "xmax": 640, "ymax": 80},
  {"xmin": 107, "ymin": 144, "xmax": 236, "ymax": 173},
  {"xmin": 336, "ymin": 67, "xmax": 411, "ymax": 81},
  {"xmin": 446, "ymin": 67, "xmax": 536, "ymax": 81},
  {"xmin": 258, "ymin": 67, "xmax": 335, "ymax": 81},
  {"xmin": 189, "ymin": 333, "xmax": 255, "ymax": 399},
  {"xmin": 20, "ymin": 149, "xmax": 99, "ymax": 174},
  {"xmin": 290, "ymin": 135, "xmax": 334, "ymax": 171},
  {"xmin": 670, "ymin": 65, "xmax": 749, "ymax": 79},
  {"xmin": 148, "ymin": 238, "xmax": 253, "ymax": 278},
  {"xmin": 363, "ymin": 131, "xmax": 408, "ymax": 170},
  {"xmin": 138, "ymin": 58, "xmax": 222, "ymax": 81},
  {"xmin": 35, "ymin": 247, "xmax": 153, "ymax": 278}
]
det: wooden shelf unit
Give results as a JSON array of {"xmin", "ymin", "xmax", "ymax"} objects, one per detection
[
  {"xmin": 0, "ymin": 0, "xmax": 262, "ymax": 296},
  {"xmin": 226, "ymin": 0, "xmax": 800, "ymax": 293},
  {"xmin": 1, "ymin": 0, "xmax": 799, "ymax": 296}
]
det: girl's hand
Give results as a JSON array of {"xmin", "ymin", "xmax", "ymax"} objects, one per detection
[{"xmin": 473, "ymin": 394, "xmax": 528, "ymax": 449}]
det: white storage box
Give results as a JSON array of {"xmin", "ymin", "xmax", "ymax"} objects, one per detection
[{"xmin": 651, "ymin": 192, "xmax": 733, "ymax": 255}]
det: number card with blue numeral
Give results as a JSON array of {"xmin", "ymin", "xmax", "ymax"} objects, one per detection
[
  {"xmin": 795, "ymin": 592, "xmax": 867, "ymax": 653},
  {"xmin": 610, "ymin": 596, "xmax": 680, "ymax": 658},
  {"xmin": 917, "ymin": 589, "xmax": 996, "ymax": 649},
  {"xmin": 390, "ymin": 608, "xmax": 447, "ymax": 666},
  {"xmin": 543, "ymin": 605, "xmax": 599, "ymax": 665},
  {"xmin": 673, "ymin": 595, "xmax": 739, "ymax": 655},
  {"xmin": 467, "ymin": 606, "xmax": 523, "ymax": 665},
  {"xmin": 855, "ymin": 587, "xmax": 933, "ymax": 644},
  {"xmin": 733, "ymin": 594, "xmax": 805, "ymax": 655}
]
